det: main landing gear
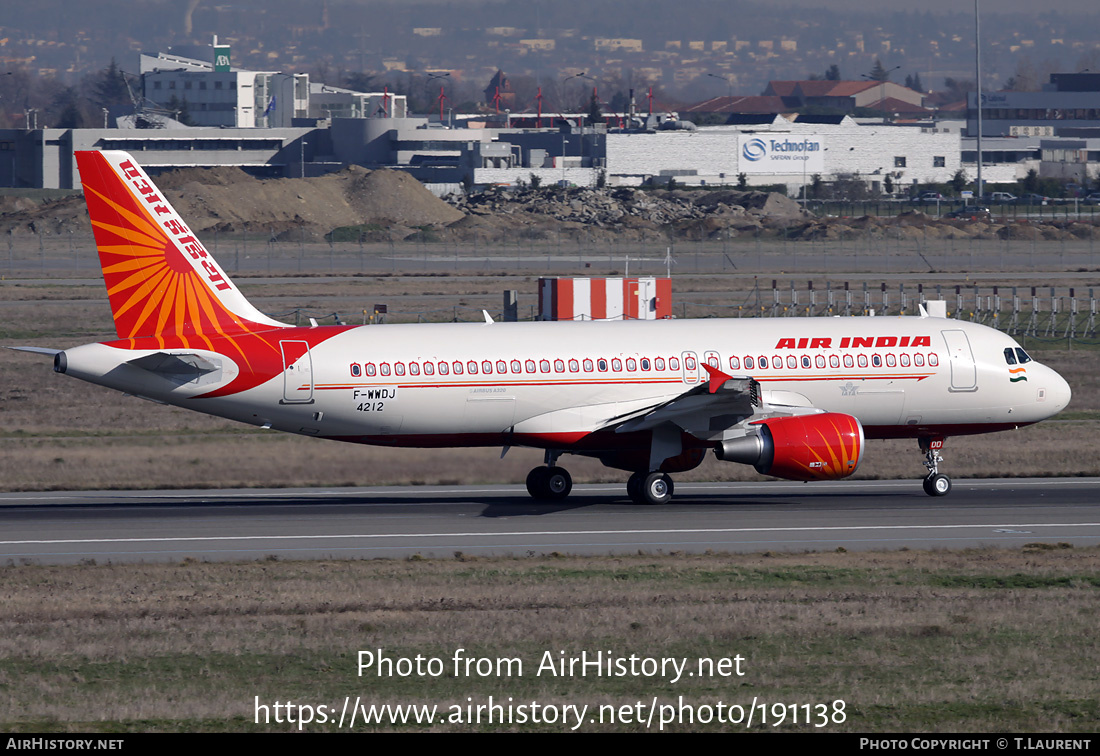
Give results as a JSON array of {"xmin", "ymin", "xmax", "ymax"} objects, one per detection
[
  {"xmin": 627, "ymin": 471, "xmax": 674, "ymax": 505},
  {"xmin": 920, "ymin": 437, "xmax": 952, "ymax": 497},
  {"xmin": 525, "ymin": 451, "xmax": 572, "ymax": 501}
]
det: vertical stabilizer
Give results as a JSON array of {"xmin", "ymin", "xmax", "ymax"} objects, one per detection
[{"xmin": 75, "ymin": 150, "xmax": 286, "ymax": 341}]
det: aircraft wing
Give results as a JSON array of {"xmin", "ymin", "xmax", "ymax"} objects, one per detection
[
  {"xmin": 609, "ymin": 364, "xmax": 825, "ymax": 440},
  {"xmin": 611, "ymin": 365, "xmax": 761, "ymax": 434}
]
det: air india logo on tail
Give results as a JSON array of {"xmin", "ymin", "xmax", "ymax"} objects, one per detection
[{"xmin": 75, "ymin": 150, "xmax": 277, "ymax": 343}]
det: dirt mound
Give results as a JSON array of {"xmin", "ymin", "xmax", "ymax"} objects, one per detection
[
  {"xmin": 0, "ymin": 164, "xmax": 465, "ymax": 239},
  {"xmin": 345, "ymin": 168, "xmax": 464, "ymax": 227},
  {"xmin": 154, "ymin": 166, "xmax": 256, "ymax": 190}
]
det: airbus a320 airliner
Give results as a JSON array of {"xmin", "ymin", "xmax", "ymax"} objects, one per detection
[{"xmin": 12, "ymin": 151, "xmax": 1072, "ymax": 504}]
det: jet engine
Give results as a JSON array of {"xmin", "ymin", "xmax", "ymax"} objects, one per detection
[{"xmin": 715, "ymin": 412, "xmax": 864, "ymax": 481}]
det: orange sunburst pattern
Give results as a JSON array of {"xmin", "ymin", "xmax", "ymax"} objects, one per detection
[
  {"xmin": 761, "ymin": 412, "xmax": 863, "ymax": 481},
  {"xmin": 76, "ymin": 151, "xmax": 273, "ymax": 349}
]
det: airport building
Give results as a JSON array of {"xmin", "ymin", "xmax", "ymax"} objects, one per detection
[
  {"xmin": 2, "ymin": 48, "xmax": 1097, "ymax": 194},
  {"xmin": 967, "ymin": 72, "xmax": 1100, "ymax": 138}
]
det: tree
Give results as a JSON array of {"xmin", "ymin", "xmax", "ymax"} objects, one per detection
[
  {"xmin": 810, "ymin": 173, "xmax": 824, "ymax": 199},
  {"xmin": 737, "ymin": 172, "xmax": 748, "ymax": 189},
  {"xmin": 825, "ymin": 64, "xmax": 841, "ymax": 81},
  {"xmin": 944, "ymin": 78, "xmax": 975, "ymax": 102},
  {"xmin": 869, "ymin": 59, "xmax": 891, "ymax": 82},
  {"xmin": 586, "ymin": 92, "xmax": 603, "ymax": 125},
  {"xmin": 884, "ymin": 174, "xmax": 895, "ymax": 194},
  {"xmin": 1022, "ymin": 168, "xmax": 1039, "ymax": 194},
  {"xmin": 342, "ymin": 72, "xmax": 376, "ymax": 93},
  {"xmin": 904, "ymin": 72, "xmax": 923, "ymax": 92},
  {"xmin": 92, "ymin": 58, "xmax": 131, "ymax": 108},
  {"xmin": 529, "ymin": 173, "xmax": 541, "ymax": 190},
  {"xmin": 950, "ymin": 168, "xmax": 969, "ymax": 195},
  {"xmin": 50, "ymin": 86, "xmax": 83, "ymax": 128}
]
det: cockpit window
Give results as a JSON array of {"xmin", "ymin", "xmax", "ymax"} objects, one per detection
[
  {"xmin": 1004, "ymin": 347, "xmax": 1017, "ymax": 365},
  {"xmin": 1015, "ymin": 348, "xmax": 1032, "ymax": 364}
]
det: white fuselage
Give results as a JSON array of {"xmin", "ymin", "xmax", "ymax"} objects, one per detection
[{"xmin": 60, "ymin": 315, "xmax": 1071, "ymax": 454}]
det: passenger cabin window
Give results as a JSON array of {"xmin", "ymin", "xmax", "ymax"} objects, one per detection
[
  {"xmin": 540, "ymin": 360, "xmax": 550, "ymax": 373},
  {"xmin": 886, "ymin": 354, "xmax": 896, "ymax": 368},
  {"xmin": 510, "ymin": 360, "xmax": 521, "ymax": 374},
  {"xmin": 929, "ymin": 353, "xmax": 939, "ymax": 366},
  {"xmin": 582, "ymin": 358, "xmax": 594, "ymax": 372},
  {"xmin": 395, "ymin": 363, "xmax": 405, "ymax": 376},
  {"xmin": 554, "ymin": 359, "xmax": 565, "ymax": 373},
  {"xmin": 914, "ymin": 354, "xmax": 925, "ymax": 367},
  {"xmin": 365, "ymin": 363, "xmax": 376, "ymax": 376},
  {"xmin": 670, "ymin": 357, "xmax": 680, "ymax": 370},
  {"xmin": 598, "ymin": 359, "xmax": 608, "ymax": 372},
  {"xmin": 438, "ymin": 362, "xmax": 449, "ymax": 375},
  {"xmin": 857, "ymin": 355, "xmax": 868, "ymax": 368},
  {"xmin": 787, "ymin": 356, "xmax": 797, "ymax": 369},
  {"xmin": 526, "ymin": 359, "xmax": 537, "ymax": 373},
  {"xmin": 482, "ymin": 360, "xmax": 493, "ymax": 374},
  {"xmin": 641, "ymin": 358, "xmax": 650, "ymax": 371},
  {"xmin": 627, "ymin": 358, "xmax": 637, "ymax": 371},
  {"xmin": 655, "ymin": 357, "xmax": 665, "ymax": 371},
  {"xmin": 380, "ymin": 363, "xmax": 391, "ymax": 376},
  {"xmin": 829, "ymin": 355, "xmax": 840, "ymax": 368},
  {"xmin": 409, "ymin": 362, "xmax": 420, "ymax": 375},
  {"xmin": 569, "ymin": 359, "xmax": 579, "ymax": 372},
  {"xmin": 815, "ymin": 355, "xmax": 826, "ymax": 368},
  {"xmin": 452, "ymin": 361, "xmax": 463, "ymax": 375},
  {"xmin": 900, "ymin": 354, "xmax": 910, "ymax": 367},
  {"xmin": 467, "ymin": 361, "xmax": 477, "ymax": 374},
  {"xmin": 745, "ymin": 356, "xmax": 755, "ymax": 369},
  {"xmin": 801, "ymin": 356, "xmax": 811, "ymax": 369},
  {"xmin": 497, "ymin": 360, "xmax": 507, "ymax": 374},
  {"xmin": 729, "ymin": 356, "xmax": 740, "ymax": 370},
  {"xmin": 423, "ymin": 362, "xmax": 434, "ymax": 375},
  {"xmin": 612, "ymin": 358, "xmax": 623, "ymax": 371},
  {"xmin": 843, "ymin": 355, "xmax": 854, "ymax": 368},
  {"xmin": 872, "ymin": 354, "xmax": 881, "ymax": 368},
  {"xmin": 350, "ymin": 364, "xmax": 361, "ymax": 377}
]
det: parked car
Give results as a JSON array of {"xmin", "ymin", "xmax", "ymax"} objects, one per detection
[
  {"xmin": 983, "ymin": 192, "xmax": 1018, "ymax": 204},
  {"xmin": 915, "ymin": 191, "xmax": 946, "ymax": 203},
  {"xmin": 944, "ymin": 206, "xmax": 992, "ymax": 221},
  {"xmin": 1083, "ymin": 192, "xmax": 1100, "ymax": 205},
  {"xmin": 1020, "ymin": 193, "xmax": 1050, "ymax": 205}
]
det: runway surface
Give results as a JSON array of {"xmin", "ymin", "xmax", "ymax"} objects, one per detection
[{"xmin": 1, "ymin": 478, "xmax": 1098, "ymax": 564}]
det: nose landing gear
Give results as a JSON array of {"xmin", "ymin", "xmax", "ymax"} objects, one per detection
[{"xmin": 920, "ymin": 437, "xmax": 951, "ymax": 496}]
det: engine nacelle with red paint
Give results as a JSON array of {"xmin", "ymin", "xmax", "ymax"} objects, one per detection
[{"xmin": 716, "ymin": 412, "xmax": 865, "ymax": 481}]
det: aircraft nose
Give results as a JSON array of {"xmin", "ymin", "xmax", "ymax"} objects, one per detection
[{"xmin": 1046, "ymin": 367, "xmax": 1072, "ymax": 415}]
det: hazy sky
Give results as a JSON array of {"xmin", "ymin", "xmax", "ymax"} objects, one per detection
[{"xmin": 772, "ymin": 0, "xmax": 1100, "ymax": 13}]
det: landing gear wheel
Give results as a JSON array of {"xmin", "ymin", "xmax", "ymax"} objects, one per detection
[
  {"xmin": 636, "ymin": 472, "xmax": 674, "ymax": 505},
  {"xmin": 526, "ymin": 467, "xmax": 550, "ymax": 499},
  {"xmin": 544, "ymin": 466, "xmax": 572, "ymax": 500},
  {"xmin": 923, "ymin": 474, "xmax": 951, "ymax": 497}
]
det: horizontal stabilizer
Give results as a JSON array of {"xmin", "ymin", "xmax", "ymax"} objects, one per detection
[{"xmin": 6, "ymin": 346, "xmax": 62, "ymax": 356}]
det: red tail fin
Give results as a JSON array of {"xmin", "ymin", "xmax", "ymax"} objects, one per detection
[{"xmin": 76, "ymin": 150, "xmax": 285, "ymax": 342}]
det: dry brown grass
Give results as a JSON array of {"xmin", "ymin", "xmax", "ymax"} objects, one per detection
[
  {"xmin": 2, "ymin": 270, "xmax": 1097, "ymax": 491},
  {"xmin": 1, "ymin": 549, "xmax": 1097, "ymax": 731}
]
